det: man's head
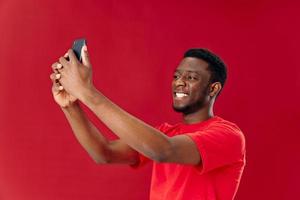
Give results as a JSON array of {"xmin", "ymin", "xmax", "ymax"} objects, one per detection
[{"xmin": 172, "ymin": 48, "xmax": 227, "ymax": 115}]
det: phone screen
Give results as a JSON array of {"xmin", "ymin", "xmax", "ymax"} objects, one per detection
[{"xmin": 72, "ymin": 38, "xmax": 86, "ymax": 61}]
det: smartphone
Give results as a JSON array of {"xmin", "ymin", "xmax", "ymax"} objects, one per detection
[{"xmin": 72, "ymin": 38, "xmax": 86, "ymax": 62}]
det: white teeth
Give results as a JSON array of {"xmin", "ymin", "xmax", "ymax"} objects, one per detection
[{"xmin": 175, "ymin": 93, "xmax": 188, "ymax": 97}]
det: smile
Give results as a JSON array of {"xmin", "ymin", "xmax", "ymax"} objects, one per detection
[{"xmin": 174, "ymin": 92, "xmax": 189, "ymax": 98}]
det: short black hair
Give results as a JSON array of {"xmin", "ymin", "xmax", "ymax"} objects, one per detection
[{"xmin": 184, "ymin": 48, "xmax": 227, "ymax": 89}]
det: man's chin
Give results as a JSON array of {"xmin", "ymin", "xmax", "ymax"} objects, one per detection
[
  {"xmin": 172, "ymin": 105, "xmax": 188, "ymax": 113},
  {"xmin": 172, "ymin": 103, "xmax": 203, "ymax": 115}
]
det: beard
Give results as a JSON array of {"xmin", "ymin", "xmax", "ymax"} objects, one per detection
[
  {"xmin": 172, "ymin": 86, "xmax": 210, "ymax": 115},
  {"xmin": 173, "ymin": 97, "xmax": 206, "ymax": 115}
]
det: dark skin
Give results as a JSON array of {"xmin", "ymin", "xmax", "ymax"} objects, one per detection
[
  {"xmin": 172, "ymin": 57, "xmax": 221, "ymax": 124},
  {"xmin": 50, "ymin": 47, "xmax": 222, "ymax": 166}
]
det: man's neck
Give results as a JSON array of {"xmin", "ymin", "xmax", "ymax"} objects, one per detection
[{"xmin": 182, "ymin": 105, "xmax": 214, "ymax": 124}]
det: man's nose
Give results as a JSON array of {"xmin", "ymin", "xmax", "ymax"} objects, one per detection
[{"xmin": 174, "ymin": 76, "xmax": 186, "ymax": 87}]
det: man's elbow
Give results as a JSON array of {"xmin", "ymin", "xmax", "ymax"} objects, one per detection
[{"xmin": 147, "ymin": 145, "xmax": 174, "ymax": 163}]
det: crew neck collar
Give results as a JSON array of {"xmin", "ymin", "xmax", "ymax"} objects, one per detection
[{"xmin": 179, "ymin": 115, "xmax": 220, "ymax": 128}]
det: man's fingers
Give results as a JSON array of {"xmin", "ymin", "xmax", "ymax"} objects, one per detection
[
  {"xmin": 81, "ymin": 45, "xmax": 91, "ymax": 67},
  {"xmin": 51, "ymin": 62, "xmax": 63, "ymax": 72},
  {"xmin": 50, "ymin": 73, "xmax": 64, "ymax": 93},
  {"xmin": 51, "ymin": 63, "xmax": 57, "ymax": 71},
  {"xmin": 52, "ymin": 81, "xmax": 63, "ymax": 93},
  {"xmin": 59, "ymin": 56, "xmax": 69, "ymax": 68},
  {"xmin": 52, "ymin": 82, "xmax": 64, "ymax": 91},
  {"xmin": 50, "ymin": 73, "xmax": 61, "ymax": 82},
  {"xmin": 50, "ymin": 73, "xmax": 57, "ymax": 84},
  {"xmin": 67, "ymin": 49, "xmax": 79, "ymax": 63},
  {"xmin": 64, "ymin": 52, "xmax": 69, "ymax": 58},
  {"xmin": 56, "ymin": 63, "xmax": 63, "ymax": 70},
  {"xmin": 55, "ymin": 73, "xmax": 61, "ymax": 79},
  {"xmin": 52, "ymin": 84, "xmax": 59, "ymax": 93}
]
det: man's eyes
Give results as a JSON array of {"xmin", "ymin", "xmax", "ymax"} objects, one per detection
[
  {"xmin": 188, "ymin": 75, "xmax": 198, "ymax": 80},
  {"xmin": 173, "ymin": 74, "xmax": 199, "ymax": 80},
  {"xmin": 173, "ymin": 74, "xmax": 180, "ymax": 79}
]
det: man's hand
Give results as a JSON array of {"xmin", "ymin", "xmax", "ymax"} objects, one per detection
[
  {"xmin": 54, "ymin": 45, "xmax": 94, "ymax": 101},
  {"xmin": 50, "ymin": 65, "xmax": 77, "ymax": 108}
]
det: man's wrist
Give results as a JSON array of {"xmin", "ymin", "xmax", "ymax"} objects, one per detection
[
  {"xmin": 61, "ymin": 101, "xmax": 80, "ymax": 112},
  {"xmin": 79, "ymin": 86, "xmax": 104, "ymax": 108}
]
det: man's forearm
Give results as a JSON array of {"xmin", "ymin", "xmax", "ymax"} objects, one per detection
[
  {"xmin": 79, "ymin": 87, "xmax": 173, "ymax": 162},
  {"xmin": 61, "ymin": 102, "xmax": 111, "ymax": 163}
]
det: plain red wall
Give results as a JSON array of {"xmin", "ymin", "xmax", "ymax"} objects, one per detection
[{"xmin": 0, "ymin": 0, "xmax": 299, "ymax": 199}]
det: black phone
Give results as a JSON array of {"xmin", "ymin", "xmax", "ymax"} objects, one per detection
[{"xmin": 72, "ymin": 38, "xmax": 86, "ymax": 61}]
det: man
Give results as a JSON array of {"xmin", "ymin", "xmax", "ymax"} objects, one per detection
[{"xmin": 50, "ymin": 47, "xmax": 245, "ymax": 200}]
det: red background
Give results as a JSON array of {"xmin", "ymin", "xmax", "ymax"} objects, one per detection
[{"xmin": 0, "ymin": 0, "xmax": 299, "ymax": 199}]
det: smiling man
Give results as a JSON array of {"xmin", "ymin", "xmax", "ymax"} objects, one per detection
[{"xmin": 50, "ymin": 47, "xmax": 245, "ymax": 200}]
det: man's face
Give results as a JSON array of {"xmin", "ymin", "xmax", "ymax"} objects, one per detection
[{"xmin": 172, "ymin": 57, "xmax": 212, "ymax": 114}]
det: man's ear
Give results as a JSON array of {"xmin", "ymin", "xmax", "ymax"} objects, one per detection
[{"xmin": 209, "ymin": 82, "xmax": 222, "ymax": 97}]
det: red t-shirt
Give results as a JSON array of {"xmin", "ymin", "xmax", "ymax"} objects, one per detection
[{"xmin": 132, "ymin": 116, "xmax": 246, "ymax": 200}]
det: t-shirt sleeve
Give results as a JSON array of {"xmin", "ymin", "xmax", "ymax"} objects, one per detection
[
  {"xmin": 130, "ymin": 123, "xmax": 170, "ymax": 169},
  {"xmin": 186, "ymin": 122, "xmax": 246, "ymax": 174}
]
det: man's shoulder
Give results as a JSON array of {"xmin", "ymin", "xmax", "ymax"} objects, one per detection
[
  {"xmin": 208, "ymin": 117, "xmax": 246, "ymax": 146},
  {"xmin": 210, "ymin": 116, "xmax": 243, "ymax": 133},
  {"xmin": 156, "ymin": 116, "xmax": 244, "ymax": 139}
]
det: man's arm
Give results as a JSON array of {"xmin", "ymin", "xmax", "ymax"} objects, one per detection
[
  {"xmin": 50, "ymin": 67, "xmax": 139, "ymax": 165},
  {"xmin": 61, "ymin": 102, "xmax": 139, "ymax": 164},
  {"xmin": 76, "ymin": 87, "xmax": 201, "ymax": 165},
  {"xmin": 56, "ymin": 48, "xmax": 202, "ymax": 165}
]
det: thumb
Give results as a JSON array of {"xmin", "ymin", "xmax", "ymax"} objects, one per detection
[
  {"xmin": 81, "ymin": 45, "xmax": 91, "ymax": 67},
  {"xmin": 52, "ymin": 84, "xmax": 60, "ymax": 96}
]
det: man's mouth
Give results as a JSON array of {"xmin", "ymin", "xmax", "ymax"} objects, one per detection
[{"xmin": 174, "ymin": 92, "xmax": 189, "ymax": 98}]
